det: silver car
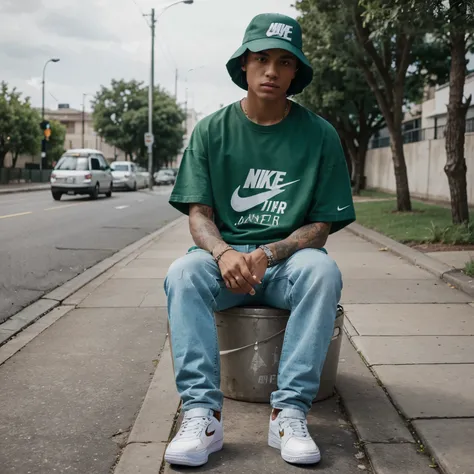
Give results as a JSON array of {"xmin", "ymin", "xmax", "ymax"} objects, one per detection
[
  {"xmin": 111, "ymin": 161, "xmax": 147, "ymax": 191},
  {"xmin": 50, "ymin": 149, "xmax": 113, "ymax": 201}
]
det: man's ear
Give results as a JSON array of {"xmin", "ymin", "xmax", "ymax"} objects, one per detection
[{"xmin": 240, "ymin": 52, "xmax": 248, "ymax": 72}]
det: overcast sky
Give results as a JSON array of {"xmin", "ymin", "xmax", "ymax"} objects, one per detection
[{"xmin": 0, "ymin": 0, "xmax": 297, "ymax": 118}]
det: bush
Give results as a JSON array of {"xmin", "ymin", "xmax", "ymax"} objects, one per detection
[{"xmin": 427, "ymin": 222, "xmax": 474, "ymax": 245}]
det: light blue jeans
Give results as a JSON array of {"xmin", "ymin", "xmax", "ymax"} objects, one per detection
[{"xmin": 164, "ymin": 245, "xmax": 342, "ymax": 415}]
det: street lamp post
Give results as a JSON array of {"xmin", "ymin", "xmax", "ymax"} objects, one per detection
[
  {"xmin": 41, "ymin": 58, "xmax": 60, "ymax": 172},
  {"xmin": 145, "ymin": 0, "xmax": 193, "ymax": 190},
  {"xmin": 82, "ymin": 93, "xmax": 93, "ymax": 148}
]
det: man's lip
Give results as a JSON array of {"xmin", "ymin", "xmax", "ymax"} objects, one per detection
[{"xmin": 261, "ymin": 83, "xmax": 279, "ymax": 88}]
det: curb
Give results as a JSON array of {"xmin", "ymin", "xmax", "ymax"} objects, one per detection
[
  {"xmin": 0, "ymin": 185, "xmax": 50, "ymax": 195},
  {"xmin": 0, "ymin": 215, "xmax": 187, "ymax": 347},
  {"xmin": 347, "ymin": 222, "xmax": 474, "ymax": 297}
]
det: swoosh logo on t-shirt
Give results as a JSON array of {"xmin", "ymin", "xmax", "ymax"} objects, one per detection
[{"xmin": 230, "ymin": 180, "xmax": 299, "ymax": 213}]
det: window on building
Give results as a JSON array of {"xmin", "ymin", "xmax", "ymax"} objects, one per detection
[{"xmin": 61, "ymin": 121, "xmax": 75, "ymax": 133}]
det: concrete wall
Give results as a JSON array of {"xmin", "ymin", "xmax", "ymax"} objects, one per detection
[{"xmin": 365, "ymin": 133, "xmax": 474, "ymax": 204}]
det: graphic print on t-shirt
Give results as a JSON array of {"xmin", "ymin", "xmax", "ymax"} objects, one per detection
[{"xmin": 231, "ymin": 168, "xmax": 299, "ymax": 228}]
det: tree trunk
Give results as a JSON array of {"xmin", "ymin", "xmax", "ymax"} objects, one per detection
[
  {"xmin": 444, "ymin": 4, "xmax": 470, "ymax": 224},
  {"xmin": 0, "ymin": 150, "xmax": 7, "ymax": 169},
  {"xmin": 356, "ymin": 133, "xmax": 369, "ymax": 194},
  {"xmin": 388, "ymin": 125, "xmax": 412, "ymax": 211},
  {"xmin": 340, "ymin": 138, "xmax": 353, "ymax": 182},
  {"xmin": 12, "ymin": 151, "xmax": 19, "ymax": 168}
]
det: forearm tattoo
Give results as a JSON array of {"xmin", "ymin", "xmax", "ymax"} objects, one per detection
[
  {"xmin": 267, "ymin": 222, "xmax": 331, "ymax": 262},
  {"xmin": 189, "ymin": 204, "xmax": 226, "ymax": 254}
]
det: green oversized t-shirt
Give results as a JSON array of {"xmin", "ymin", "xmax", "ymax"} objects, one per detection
[{"xmin": 169, "ymin": 101, "xmax": 355, "ymax": 245}]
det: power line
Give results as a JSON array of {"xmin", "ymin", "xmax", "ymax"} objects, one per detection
[{"xmin": 129, "ymin": 0, "xmax": 150, "ymax": 26}]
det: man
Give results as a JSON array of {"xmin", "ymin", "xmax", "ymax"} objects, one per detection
[{"xmin": 164, "ymin": 12, "xmax": 355, "ymax": 467}]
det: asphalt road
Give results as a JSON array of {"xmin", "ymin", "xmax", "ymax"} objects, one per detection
[{"xmin": 0, "ymin": 187, "xmax": 181, "ymax": 323}]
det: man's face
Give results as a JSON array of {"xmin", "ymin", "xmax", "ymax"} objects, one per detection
[{"xmin": 241, "ymin": 49, "xmax": 298, "ymax": 100}]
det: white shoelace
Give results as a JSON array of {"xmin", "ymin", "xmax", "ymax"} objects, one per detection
[
  {"xmin": 281, "ymin": 418, "xmax": 309, "ymax": 438},
  {"xmin": 178, "ymin": 416, "xmax": 212, "ymax": 439}
]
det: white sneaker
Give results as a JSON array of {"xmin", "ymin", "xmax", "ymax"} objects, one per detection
[
  {"xmin": 268, "ymin": 408, "xmax": 321, "ymax": 465},
  {"xmin": 164, "ymin": 408, "xmax": 223, "ymax": 467}
]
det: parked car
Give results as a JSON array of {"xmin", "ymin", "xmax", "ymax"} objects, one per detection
[
  {"xmin": 50, "ymin": 149, "xmax": 112, "ymax": 201},
  {"xmin": 110, "ymin": 161, "xmax": 147, "ymax": 191},
  {"xmin": 154, "ymin": 169, "xmax": 176, "ymax": 186},
  {"xmin": 137, "ymin": 166, "xmax": 151, "ymax": 188}
]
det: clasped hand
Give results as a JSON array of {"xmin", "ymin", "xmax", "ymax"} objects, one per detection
[{"xmin": 217, "ymin": 248, "xmax": 267, "ymax": 295}]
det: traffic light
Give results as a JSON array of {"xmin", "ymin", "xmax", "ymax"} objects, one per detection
[{"xmin": 40, "ymin": 121, "xmax": 51, "ymax": 141}]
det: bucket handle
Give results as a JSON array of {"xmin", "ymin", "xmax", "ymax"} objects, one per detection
[
  {"xmin": 220, "ymin": 325, "xmax": 342, "ymax": 356},
  {"xmin": 220, "ymin": 328, "xmax": 286, "ymax": 356}
]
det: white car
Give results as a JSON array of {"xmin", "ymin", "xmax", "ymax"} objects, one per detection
[
  {"xmin": 111, "ymin": 161, "xmax": 147, "ymax": 191},
  {"xmin": 50, "ymin": 149, "xmax": 113, "ymax": 201}
]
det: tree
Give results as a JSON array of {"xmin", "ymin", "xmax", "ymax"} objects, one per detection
[
  {"xmin": 440, "ymin": 0, "xmax": 474, "ymax": 223},
  {"xmin": 46, "ymin": 120, "xmax": 67, "ymax": 168},
  {"xmin": 8, "ymin": 98, "xmax": 41, "ymax": 168},
  {"xmin": 296, "ymin": 0, "xmax": 384, "ymax": 194},
  {"xmin": 92, "ymin": 79, "xmax": 147, "ymax": 160},
  {"xmin": 92, "ymin": 80, "xmax": 185, "ymax": 170},
  {"xmin": 0, "ymin": 82, "xmax": 43, "ymax": 169},
  {"xmin": 361, "ymin": 0, "xmax": 474, "ymax": 223}
]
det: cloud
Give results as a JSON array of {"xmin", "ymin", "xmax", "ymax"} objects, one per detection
[
  {"xmin": 2, "ymin": 0, "xmax": 299, "ymax": 115},
  {"xmin": 0, "ymin": 0, "xmax": 43, "ymax": 14},
  {"xmin": 38, "ymin": 10, "xmax": 119, "ymax": 42}
]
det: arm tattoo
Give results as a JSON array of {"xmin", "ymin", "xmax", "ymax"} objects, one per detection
[
  {"xmin": 189, "ymin": 204, "xmax": 227, "ymax": 255},
  {"xmin": 267, "ymin": 222, "xmax": 331, "ymax": 262}
]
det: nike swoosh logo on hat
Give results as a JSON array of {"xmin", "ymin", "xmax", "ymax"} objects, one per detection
[{"xmin": 231, "ymin": 180, "xmax": 299, "ymax": 213}]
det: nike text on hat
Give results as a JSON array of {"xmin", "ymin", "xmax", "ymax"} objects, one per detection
[{"xmin": 226, "ymin": 13, "xmax": 313, "ymax": 96}]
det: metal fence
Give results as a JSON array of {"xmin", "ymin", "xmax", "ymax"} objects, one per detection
[
  {"xmin": 0, "ymin": 168, "xmax": 52, "ymax": 185},
  {"xmin": 370, "ymin": 117, "xmax": 474, "ymax": 149}
]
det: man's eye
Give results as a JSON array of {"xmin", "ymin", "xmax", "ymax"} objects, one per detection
[{"xmin": 256, "ymin": 56, "xmax": 266, "ymax": 62}]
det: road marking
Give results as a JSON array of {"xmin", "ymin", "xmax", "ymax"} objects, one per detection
[
  {"xmin": 0, "ymin": 211, "xmax": 33, "ymax": 220},
  {"xmin": 115, "ymin": 205, "xmax": 129, "ymax": 210},
  {"xmin": 44, "ymin": 204, "xmax": 80, "ymax": 211}
]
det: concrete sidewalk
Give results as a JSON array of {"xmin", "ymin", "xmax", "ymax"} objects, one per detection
[
  {"xmin": 1, "ymin": 216, "xmax": 473, "ymax": 473},
  {"xmin": 0, "ymin": 183, "xmax": 50, "ymax": 194}
]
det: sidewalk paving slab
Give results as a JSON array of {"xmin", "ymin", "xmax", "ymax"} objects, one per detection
[
  {"xmin": 344, "ymin": 303, "xmax": 474, "ymax": 336},
  {"xmin": 365, "ymin": 444, "xmax": 436, "ymax": 474},
  {"xmin": 341, "ymin": 279, "xmax": 471, "ymax": 304},
  {"xmin": 352, "ymin": 335, "xmax": 474, "ymax": 365},
  {"xmin": 78, "ymin": 278, "xmax": 166, "ymax": 308},
  {"xmin": 413, "ymin": 419, "xmax": 474, "ymax": 474},
  {"xmin": 372, "ymin": 364, "xmax": 474, "ymax": 418}
]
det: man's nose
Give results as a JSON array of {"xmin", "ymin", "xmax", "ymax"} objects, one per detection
[{"xmin": 265, "ymin": 62, "xmax": 278, "ymax": 79}]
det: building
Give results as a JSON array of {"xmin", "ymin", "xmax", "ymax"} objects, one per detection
[
  {"xmin": 370, "ymin": 73, "xmax": 474, "ymax": 149},
  {"xmin": 364, "ymin": 73, "xmax": 474, "ymax": 203},
  {"xmin": 44, "ymin": 104, "xmax": 125, "ymax": 162},
  {"xmin": 3, "ymin": 104, "xmax": 126, "ymax": 168},
  {"xmin": 173, "ymin": 107, "xmax": 199, "ymax": 168}
]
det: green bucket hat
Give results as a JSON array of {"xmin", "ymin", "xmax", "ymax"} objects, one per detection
[{"xmin": 226, "ymin": 13, "xmax": 313, "ymax": 96}]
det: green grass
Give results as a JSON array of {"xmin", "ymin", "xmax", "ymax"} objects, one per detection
[
  {"xmin": 358, "ymin": 189, "xmax": 395, "ymax": 199},
  {"xmin": 464, "ymin": 260, "xmax": 474, "ymax": 277},
  {"xmin": 354, "ymin": 199, "xmax": 474, "ymax": 244}
]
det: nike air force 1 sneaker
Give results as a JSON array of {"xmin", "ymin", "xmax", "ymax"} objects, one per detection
[
  {"xmin": 268, "ymin": 408, "xmax": 321, "ymax": 465},
  {"xmin": 165, "ymin": 408, "xmax": 223, "ymax": 467}
]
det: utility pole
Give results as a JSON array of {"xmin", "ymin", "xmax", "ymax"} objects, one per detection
[
  {"xmin": 82, "ymin": 93, "xmax": 86, "ymax": 148},
  {"xmin": 146, "ymin": 8, "xmax": 156, "ymax": 190},
  {"xmin": 175, "ymin": 68, "xmax": 178, "ymax": 99}
]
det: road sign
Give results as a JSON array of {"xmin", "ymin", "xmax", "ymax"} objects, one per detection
[{"xmin": 144, "ymin": 132, "xmax": 154, "ymax": 146}]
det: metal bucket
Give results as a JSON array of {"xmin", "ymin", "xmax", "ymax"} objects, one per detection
[{"xmin": 215, "ymin": 305, "xmax": 344, "ymax": 403}]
